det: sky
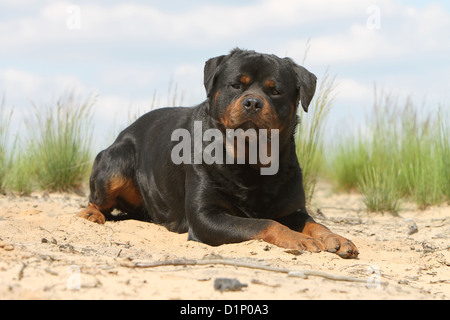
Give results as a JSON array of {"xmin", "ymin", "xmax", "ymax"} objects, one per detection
[{"xmin": 1, "ymin": 0, "xmax": 449, "ymax": 150}]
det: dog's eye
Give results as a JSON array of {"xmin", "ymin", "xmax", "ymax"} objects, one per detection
[
  {"xmin": 231, "ymin": 83, "xmax": 241, "ymax": 90},
  {"xmin": 271, "ymin": 89, "xmax": 280, "ymax": 96}
]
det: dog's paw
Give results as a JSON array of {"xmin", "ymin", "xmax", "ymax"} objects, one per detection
[
  {"xmin": 319, "ymin": 232, "xmax": 359, "ymax": 259},
  {"xmin": 77, "ymin": 207, "xmax": 106, "ymax": 224}
]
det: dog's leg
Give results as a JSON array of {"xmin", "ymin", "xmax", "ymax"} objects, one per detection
[
  {"xmin": 187, "ymin": 210, "xmax": 324, "ymax": 253},
  {"xmin": 277, "ymin": 211, "xmax": 359, "ymax": 259},
  {"xmin": 77, "ymin": 143, "xmax": 143, "ymax": 224}
]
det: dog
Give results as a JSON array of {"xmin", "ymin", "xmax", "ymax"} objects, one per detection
[{"xmin": 78, "ymin": 49, "xmax": 359, "ymax": 259}]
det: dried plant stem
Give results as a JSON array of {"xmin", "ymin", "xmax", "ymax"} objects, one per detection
[{"xmin": 121, "ymin": 258, "xmax": 387, "ymax": 286}]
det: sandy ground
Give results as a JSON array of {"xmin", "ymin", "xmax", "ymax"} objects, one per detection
[{"xmin": 0, "ymin": 183, "xmax": 449, "ymax": 300}]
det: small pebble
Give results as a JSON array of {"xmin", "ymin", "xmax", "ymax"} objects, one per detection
[
  {"xmin": 214, "ymin": 278, "xmax": 247, "ymax": 292},
  {"xmin": 405, "ymin": 219, "xmax": 418, "ymax": 235}
]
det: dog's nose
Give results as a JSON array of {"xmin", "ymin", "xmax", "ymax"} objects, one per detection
[{"xmin": 242, "ymin": 97, "xmax": 263, "ymax": 112}]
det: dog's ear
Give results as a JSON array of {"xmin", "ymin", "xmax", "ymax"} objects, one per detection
[
  {"xmin": 204, "ymin": 55, "xmax": 227, "ymax": 98},
  {"xmin": 286, "ymin": 59, "xmax": 317, "ymax": 113},
  {"xmin": 295, "ymin": 65, "xmax": 317, "ymax": 113}
]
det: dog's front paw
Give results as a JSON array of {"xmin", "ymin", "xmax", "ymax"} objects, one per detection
[
  {"xmin": 303, "ymin": 220, "xmax": 359, "ymax": 259},
  {"xmin": 319, "ymin": 232, "xmax": 359, "ymax": 259}
]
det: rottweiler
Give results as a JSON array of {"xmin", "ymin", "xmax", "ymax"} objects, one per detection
[{"xmin": 78, "ymin": 49, "xmax": 359, "ymax": 259}]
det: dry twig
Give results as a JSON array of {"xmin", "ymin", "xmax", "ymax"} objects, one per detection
[{"xmin": 121, "ymin": 258, "xmax": 388, "ymax": 286}]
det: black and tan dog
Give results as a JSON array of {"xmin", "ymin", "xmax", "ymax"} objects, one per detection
[{"xmin": 78, "ymin": 49, "xmax": 358, "ymax": 259}]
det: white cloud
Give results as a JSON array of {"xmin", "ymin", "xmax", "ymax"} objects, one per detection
[
  {"xmin": 0, "ymin": 0, "xmax": 386, "ymax": 50},
  {"xmin": 0, "ymin": 69, "xmax": 90, "ymax": 110},
  {"xmin": 336, "ymin": 78, "xmax": 374, "ymax": 103},
  {"xmin": 2, "ymin": 0, "xmax": 449, "ymax": 60},
  {"xmin": 100, "ymin": 66, "xmax": 159, "ymax": 90},
  {"xmin": 0, "ymin": 69, "xmax": 41, "ymax": 98},
  {"xmin": 285, "ymin": 25, "xmax": 387, "ymax": 66},
  {"xmin": 290, "ymin": 4, "xmax": 448, "ymax": 65}
]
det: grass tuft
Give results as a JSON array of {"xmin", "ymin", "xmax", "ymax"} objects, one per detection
[
  {"xmin": 358, "ymin": 164, "xmax": 401, "ymax": 215},
  {"xmin": 29, "ymin": 93, "xmax": 96, "ymax": 192},
  {"xmin": 329, "ymin": 89, "xmax": 449, "ymax": 213},
  {"xmin": 296, "ymin": 70, "xmax": 336, "ymax": 204},
  {"xmin": 0, "ymin": 97, "xmax": 13, "ymax": 193}
]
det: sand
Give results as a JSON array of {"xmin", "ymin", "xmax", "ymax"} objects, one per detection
[{"xmin": 0, "ymin": 183, "xmax": 449, "ymax": 300}]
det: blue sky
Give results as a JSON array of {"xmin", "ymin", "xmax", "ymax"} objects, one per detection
[{"xmin": 1, "ymin": 0, "xmax": 449, "ymax": 150}]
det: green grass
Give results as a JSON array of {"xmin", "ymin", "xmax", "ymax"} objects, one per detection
[
  {"xmin": 3, "ymin": 143, "xmax": 35, "ymax": 195},
  {"xmin": 296, "ymin": 70, "xmax": 336, "ymax": 204},
  {"xmin": 0, "ymin": 93, "xmax": 95, "ymax": 194},
  {"xmin": 329, "ymin": 89, "xmax": 449, "ymax": 213},
  {"xmin": 358, "ymin": 163, "xmax": 401, "ymax": 215},
  {"xmin": 30, "ymin": 94, "xmax": 95, "ymax": 192},
  {"xmin": 438, "ymin": 108, "xmax": 450, "ymax": 200},
  {"xmin": 0, "ymin": 97, "xmax": 13, "ymax": 193},
  {"xmin": 396, "ymin": 102, "xmax": 444, "ymax": 208},
  {"xmin": 329, "ymin": 131, "xmax": 369, "ymax": 193}
]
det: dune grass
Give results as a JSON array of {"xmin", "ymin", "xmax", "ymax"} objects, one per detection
[
  {"xmin": 0, "ymin": 97, "xmax": 13, "ymax": 193},
  {"xmin": 438, "ymin": 109, "xmax": 450, "ymax": 200},
  {"xmin": 30, "ymin": 94, "xmax": 95, "ymax": 192},
  {"xmin": 0, "ymin": 93, "xmax": 95, "ymax": 194},
  {"xmin": 295, "ymin": 70, "xmax": 336, "ymax": 204},
  {"xmin": 3, "ymin": 142, "xmax": 36, "ymax": 195},
  {"xmin": 358, "ymin": 162, "xmax": 401, "ymax": 215},
  {"xmin": 329, "ymin": 90, "xmax": 449, "ymax": 213}
]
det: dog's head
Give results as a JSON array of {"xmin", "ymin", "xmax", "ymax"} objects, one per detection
[{"xmin": 204, "ymin": 48, "xmax": 317, "ymax": 138}]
